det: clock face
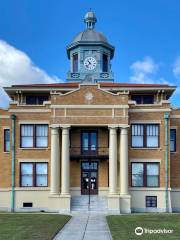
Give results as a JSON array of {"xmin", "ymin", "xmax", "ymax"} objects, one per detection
[{"xmin": 84, "ymin": 57, "xmax": 97, "ymax": 70}]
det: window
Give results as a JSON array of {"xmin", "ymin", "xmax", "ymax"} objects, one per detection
[
  {"xmin": 131, "ymin": 95, "xmax": 154, "ymax": 104},
  {"xmin": 146, "ymin": 125, "xmax": 159, "ymax": 147},
  {"xmin": 132, "ymin": 163, "xmax": 144, "ymax": 187},
  {"xmin": 102, "ymin": 54, "xmax": 108, "ymax": 72},
  {"xmin": 170, "ymin": 129, "xmax": 176, "ymax": 152},
  {"xmin": 73, "ymin": 53, "xmax": 78, "ymax": 72},
  {"xmin": 4, "ymin": 129, "xmax": 10, "ymax": 152},
  {"xmin": 146, "ymin": 196, "xmax": 157, "ymax": 207},
  {"xmin": 20, "ymin": 163, "xmax": 48, "ymax": 187},
  {"xmin": 81, "ymin": 131, "xmax": 97, "ymax": 154},
  {"xmin": 131, "ymin": 124, "xmax": 159, "ymax": 148},
  {"xmin": 131, "ymin": 163, "xmax": 159, "ymax": 187},
  {"xmin": 132, "ymin": 125, "xmax": 144, "ymax": 147},
  {"xmin": 26, "ymin": 96, "xmax": 48, "ymax": 105},
  {"xmin": 20, "ymin": 124, "xmax": 48, "ymax": 148}
]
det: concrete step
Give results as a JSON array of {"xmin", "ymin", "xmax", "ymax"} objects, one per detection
[{"xmin": 71, "ymin": 196, "xmax": 108, "ymax": 212}]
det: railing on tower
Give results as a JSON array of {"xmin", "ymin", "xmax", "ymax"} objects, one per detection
[{"xmin": 70, "ymin": 147, "xmax": 109, "ymax": 160}]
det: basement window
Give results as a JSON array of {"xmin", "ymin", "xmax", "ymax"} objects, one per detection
[
  {"xmin": 146, "ymin": 196, "xmax": 157, "ymax": 208},
  {"xmin": 23, "ymin": 202, "xmax": 33, "ymax": 208}
]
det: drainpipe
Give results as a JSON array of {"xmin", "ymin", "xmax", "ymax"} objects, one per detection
[
  {"xmin": 164, "ymin": 112, "xmax": 169, "ymax": 212},
  {"xmin": 11, "ymin": 114, "xmax": 16, "ymax": 212}
]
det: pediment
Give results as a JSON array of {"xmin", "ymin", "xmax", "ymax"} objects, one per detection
[{"xmin": 51, "ymin": 84, "xmax": 128, "ymax": 106}]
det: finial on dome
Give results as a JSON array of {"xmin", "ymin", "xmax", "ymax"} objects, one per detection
[{"xmin": 84, "ymin": 9, "xmax": 97, "ymax": 29}]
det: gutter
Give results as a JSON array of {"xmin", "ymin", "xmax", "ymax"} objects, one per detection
[
  {"xmin": 164, "ymin": 112, "xmax": 169, "ymax": 212},
  {"xmin": 11, "ymin": 114, "xmax": 16, "ymax": 212}
]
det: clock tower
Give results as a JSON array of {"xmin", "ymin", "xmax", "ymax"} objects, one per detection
[{"xmin": 66, "ymin": 10, "xmax": 115, "ymax": 83}]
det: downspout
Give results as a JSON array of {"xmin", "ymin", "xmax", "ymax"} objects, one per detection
[
  {"xmin": 164, "ymin": 112, "xmax": 169, "ymax": 212},
  {"xmin": 11, "ymin": 114, "xmax": 16, "ymax": 212}
]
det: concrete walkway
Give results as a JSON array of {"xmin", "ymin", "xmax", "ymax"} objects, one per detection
[{"xmin": 53, "ymin": 214, "xmax": 112, "ymax": 240}]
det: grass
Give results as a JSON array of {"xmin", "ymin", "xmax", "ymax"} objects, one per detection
[
  {"xmin": 107, "ymin": 213, "xmax": 180, "ymax": 240},
  {"xmin": 0, "ymin": 213, "xmax": 71, "ymax": 240}
]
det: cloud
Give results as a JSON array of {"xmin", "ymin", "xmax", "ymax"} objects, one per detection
[
  {"xmin": 0, "ymin": 40, "xmax": 62, "ymax": 108},
  {"xmin": 173, "ymin": 57, "xmax": 180, "ymax": 79},
  {"xmin": 129, "ymin": 57, "xmax": 159, "ymax": 83}
]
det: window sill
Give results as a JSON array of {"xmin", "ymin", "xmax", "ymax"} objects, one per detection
[
  {"xmin": 19, "ymin": 148, "xmax": 49, "ymax": 150},
  {"xmin": 130, "ymin": 147, "xmax": 161, "ymax": 150},
  {"xmin": 3, "ymin": 152, "xmax": 10, "ymax": 154},
  {"xmin": 16, "ymin": 187, "xmax": 49, "ymax": 191},
  {"xmin": 170, "ymin": 151, "xmax": 178, "ymax": 154}
]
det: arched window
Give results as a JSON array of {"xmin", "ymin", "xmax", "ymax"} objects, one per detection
[
  {"xmin": 102, "ymin": 54, "xmax": 108, "ymax": 72},
  {"xmin": 73, "ymin": 53, "xmax": 78, "ymax": 72}
]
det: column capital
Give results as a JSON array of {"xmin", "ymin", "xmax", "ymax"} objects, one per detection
[
  {"xmin": 50, "ymin": 124, "xmax": 60, "ymax": 129},
  {"xmin": 119, "ymin": 124, "xmax": 129, "ymax": 129},
  {"xmin": 60, "ymin": 124, "xmax": 71, "ymax": 129},
  {"xmin": 108, "ymin": 124, "xmax": 119, "ymax": 129}
]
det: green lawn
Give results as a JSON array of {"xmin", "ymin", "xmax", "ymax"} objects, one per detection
[
  {"xmin": 0, "ymin": 213, "xmax": 71, "ymax": 240},
  {"xmin": 107, "ymin": 213, "xmax": 180, "ymax": 240}
]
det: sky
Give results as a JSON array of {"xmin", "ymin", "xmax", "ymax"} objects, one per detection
[{"xmin": 0, "ymin": 0, "xmax": 180, "ymax": 108}]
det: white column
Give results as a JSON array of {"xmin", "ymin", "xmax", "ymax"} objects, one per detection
[
  {"xmin": 61, "ymin": 126, "xmax": 70, "ymax": 195},
  {"xmin": 120, "ymin": 127, "xmax": 129, "ymax": 195},
  {"xmin": 50, "ymin": 126, "xmax": 60, "ymax": 194},
  {"xmin": 109, "ymin": 126, "xmax": 117, "ymax": 195}
]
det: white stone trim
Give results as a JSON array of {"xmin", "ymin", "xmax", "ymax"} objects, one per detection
[
  {"xmin": 0, "ymin": 115, "xmax": 10, "ymax": 119},
  {"xmin": 170, "ymin": 126, "xmax": 178, "ymax": 129},
  {"xmin": 130, "ymin": 158, "xmax": 161, "ymax": 162},
  {"xmin": 18, "ymin": 121, "xmax": 50, "ymax": 124},
  {"xmin": 171, "ymin": 115, "xmax": 180, "ymax": 119},
  {"xmin": 18, "ymin": 159, "xmax": 49, "ymax": 163},
  {"xmin": 54, "ymin": 115, "xmax": 127, "ymax": 118},
  {"xmin": 9, "ymin": 109, "xmax": 51, "ymax": 113},
  {"xmin": 129, "ymin": 187, "xmax": 171, "ymax": 191},
  {"xmin": 2, "ymin": 127, "xmax": 10, "ymax": 130},
  {"xmin": 129, "ymin": 108, "xmax": 171, "ymax": 113},
  {"xmin": 130, "ymin": 120, "xmax": 161, "ymax": 124},
  {"xmin": 18, "ymin": 148, "xmax": 49, "ymax": 150},
  {"xmin": 51, "ymin": 104, "xmax": 129, "ymax": 109},
  {"xmin": 171, "ymin": 188, "xmax": 180, "ymax": 192}
]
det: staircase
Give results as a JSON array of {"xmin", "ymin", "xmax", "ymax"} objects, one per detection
[{"xmin": 71, "ymin": 195, "xmax": 108, "ymax": 213}]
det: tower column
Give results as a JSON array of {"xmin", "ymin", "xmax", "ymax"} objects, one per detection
[
  {"xmin": 109, "ymin": 126, "xmax": 117, "ymax": 195},
  {"xmin": 107, "ymin": 125, "xmax": 119, "ymax": 211},
  {"xmin": 119, "ymin": 126, "xmax": 131, "ymax": 213},
  {"xmin": 50, "ymin": 126, "xmax": 60, "ymax": 195},
  {"xmin": 61, "ymin": 125, "xmax": 70, "ymax": 195}
]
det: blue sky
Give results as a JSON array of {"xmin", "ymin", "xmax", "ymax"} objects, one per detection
[{"xmin": 0, "ymin": 0, "xmax": 180, "ymax": 107}]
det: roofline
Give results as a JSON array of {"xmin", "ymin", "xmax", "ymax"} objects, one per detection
[
  {"xmin": 4, "ymin": 84, "xmax": 176, "ymax": 94},
  {"xmin": 66, "ymin": 41, "xmax": 115, "ymax": 59}
]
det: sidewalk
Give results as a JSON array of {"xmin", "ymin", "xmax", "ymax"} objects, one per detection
[{"xmin": 53, "ymin": 213, "xmax": 112, "ymax": 240}]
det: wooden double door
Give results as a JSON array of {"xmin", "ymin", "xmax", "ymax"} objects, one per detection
[{"xmin": 81, "ymin": 161, "xmax": 98, "ymax": 195}]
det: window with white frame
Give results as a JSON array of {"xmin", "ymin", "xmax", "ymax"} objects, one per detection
[
  {"xmin": 170, "ymin": 129, "xmax": 176, "ymax": 152},
  {"xmin": 131, "ymin": 124, "xmax": 144, "ymax": 147},
  {"xmin": 131, "ymin": 124, "xmax": 159, "ymax": 148},
  {"xmin": 20, "ymin": 162, "xmax": 48, "ymax": 187},
  {"xmin": 20, "ymin": 124, "xmax": 48, "ymax": 148},
  {"xmin": 131, "ymin": 162, "xmax": 159, "ymax": 187},
  {"xmin": 4, "ymin": 129, "xmax": 10, "ymax": 152}
]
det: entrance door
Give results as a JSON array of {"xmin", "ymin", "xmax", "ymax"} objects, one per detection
[{"xmin": 81, "ymin": 161, "xmax": 98, "ymax": 195}]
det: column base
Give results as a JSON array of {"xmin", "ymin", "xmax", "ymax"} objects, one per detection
[
  {"xmin": 48, "ymin": 194, "xmax": 71, "ymax": 212},
  {"xmin": 108, "ymin": 194, "xmax": 120, "ymax": 212},
  {"xmin": 120, "ymin": 194, "xmax": 131, "ymax": 214}
]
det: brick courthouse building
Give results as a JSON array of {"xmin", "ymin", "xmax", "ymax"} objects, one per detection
[{"xmin": 0, "ymin": 11, "xmax": 180, "ymax": 213}]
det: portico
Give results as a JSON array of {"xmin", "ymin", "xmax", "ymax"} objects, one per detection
[{"xmin": 50, "ymin": 124, "xmax": 131, "ymax": 213}]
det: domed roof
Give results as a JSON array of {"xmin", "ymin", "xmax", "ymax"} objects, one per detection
[
  {"xmin": 84, "ymin": 10, "xmax": 97, "ymax": 22},
  {"xmin": 72, "ymin": 29, "xmax": 108, "ymax": 43},
  {"xmin": 66, "ymin": 10, "xmax": 115, "ymax": 59}
]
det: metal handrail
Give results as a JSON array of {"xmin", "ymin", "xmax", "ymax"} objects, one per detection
[{"xmin": 70, "ymin": 147, "xmax": 109, "ymax": 156}]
